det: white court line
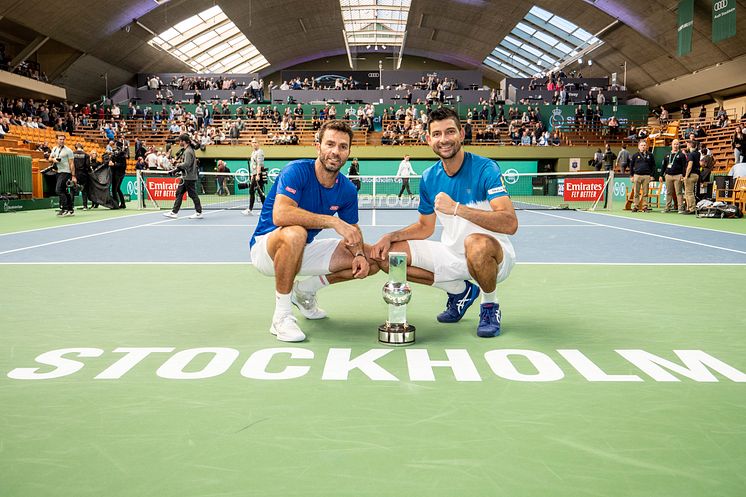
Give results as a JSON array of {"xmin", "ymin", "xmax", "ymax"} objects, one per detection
[
  {"xmin": 532, "ymin": 211, "xmax": 746, "ymax": 255},
  {"xmin": 582, "ymin": 210, "xmax": 746, "ymax": 237},
  {"xmin": 2, "ymin": 261, "xmax": 745, "ymax": 266},
  {"xmin": 0, "ymin": 210, "xmax": 160, "ymax": 237},
  {"xmin": 0, "ymin": 210, "xmax": 225, "ymax": 256},
  {"xmin": 141, "ymin": 223, "xmax": 597, "ymax": 228}
]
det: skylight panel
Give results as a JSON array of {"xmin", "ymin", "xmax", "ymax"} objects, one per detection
[
  {"xmin": 339, "ymin": 0, "xmax": 411, "ymax": 47},
  {"xmin": 148, "ymin": 5, "xmax": 269, "ymax": 73},
  {"xmin": 484, "ymin": 5, "xmax": 603, "ymax": 78}
]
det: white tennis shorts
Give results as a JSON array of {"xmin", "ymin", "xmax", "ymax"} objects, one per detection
[
  {"xmin": 408, "ymin": 238, "xmax": 515, "ymax": 284},
  {"xmin": 251, "ymin": 233, "xmax": 341, "ymax": 276}
]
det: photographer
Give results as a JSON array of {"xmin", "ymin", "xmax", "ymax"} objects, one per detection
[
  {"xmin": 73, "ymin": 143, "xmax": 92, "ymax": 210},
  {"xmin": 163, "ymin": 134, "xmax": 203, "ymax": 219},
  {"xmin": 50, "ymin": 135, "xmax": 76, "ymax": 216},
  {"xmin": 106, "ymin": 140, "xmax": 127, "ymax": 209},
  {"xmin": 242, "ymin": 138, "xmax": 266, "ymax": 216}
]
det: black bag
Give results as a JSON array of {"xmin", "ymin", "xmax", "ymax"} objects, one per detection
[{"xmin": 696, "ymin": 203, "xmax": 743, "ymax": 218}]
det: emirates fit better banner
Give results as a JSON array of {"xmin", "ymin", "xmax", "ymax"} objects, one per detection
[
  {"xmin": 712, "ymin": 0, "xmax": 736, "ymax": 43},
  {"xmin": 677, "ymin": 0, "xmax": 694, "ymax": 56}
]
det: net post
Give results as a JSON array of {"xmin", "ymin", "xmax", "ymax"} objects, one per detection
[
  {"xmin": 371, "ymin": 175, "xmax": 377, "ymax": 226},
  {"xmin": 607, "ymin": 170, "xmax": 615, "ymax": 211},
  {"xmin": 136, "ymin": 170, "xmax": 143, "ymax": 210}
]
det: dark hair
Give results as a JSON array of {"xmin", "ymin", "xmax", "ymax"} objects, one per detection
[
  {"xmin": 178, "ymin": 133, "xmax": 192, "ymax": 144},
  {"xmin": 318, "ymin": 120, "xmax": 353, "ymax": 145},
  {"xmin": 427, "ymin": 107, "xmax": 461, "ymax": 132}
]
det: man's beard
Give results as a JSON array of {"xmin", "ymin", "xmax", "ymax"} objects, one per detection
[
  {"xmin": 320, "ymin": 153, "xmax": 345, "ymax": 173},
  {"xmin": 433, "ymin": 140, "xmax": 461, "ymax": 160}
]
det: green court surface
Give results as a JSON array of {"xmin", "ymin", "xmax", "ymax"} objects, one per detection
[
  {"xmin": 1, "ymin": 264, "xmax": 745, "ymax": 497},
  {"xmin": 0, "ymin": 203, "xmax": 140, "ymax": 235}
]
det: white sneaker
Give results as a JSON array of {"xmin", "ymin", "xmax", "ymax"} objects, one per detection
[
  {"xmin": 163, "ymin": 212, "xmax": 178, "ymax": 219},
  {"xmin": 291, "ymin": 281, "xmax": 328, "ymax": 319},
  {"xmin": 242, "ymin": 208, "xmax": 253, "ymax": 216},
  {"xmin": 188, "ymin": 212, "xmax": 203, "ymax": 219},
  {"xmin": 63, "ymin": 210, "xmax": 75, "ymax": 217},
  {"xmin": 270, "ymin": 314, "xmax": 306, "ymax": 342}
]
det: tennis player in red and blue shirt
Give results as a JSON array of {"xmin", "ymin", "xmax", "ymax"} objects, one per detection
[{"xmin": 250, "ymin": 121, "xmax": 378, "ymax": 342}]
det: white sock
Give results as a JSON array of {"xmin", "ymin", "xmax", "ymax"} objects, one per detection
[
  {"xmin": 274, "ymin": 291, "xmax": 292, "ymax": 321},
  {"xmin": 481, "ymin": 289, "xmax": 497, "ymax": 304},
  {"xmin": 297, "ymin": 275, "xmax": 329, "ymax": 294},
  {"xmin": 433, "ymin": 280, "xmax": 467, "ymax": 295}
]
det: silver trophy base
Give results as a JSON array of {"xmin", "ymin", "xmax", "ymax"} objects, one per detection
[{"xmin": 378, "ymin": 322, "xmax": 416, "ymax": 346}]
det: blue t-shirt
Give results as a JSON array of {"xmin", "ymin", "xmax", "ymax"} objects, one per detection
[
  {"xmin": 418, "ymin": 152, "xmax": 509, "ymax": 215},
  {"xmin": 250, "ymin": 159, "xmax": 359, "ymax": 247}
]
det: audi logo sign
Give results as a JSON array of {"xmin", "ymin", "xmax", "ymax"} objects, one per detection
[{"xmin": 714, "ymin": 0, "xmax": 729, "ymax": 11}]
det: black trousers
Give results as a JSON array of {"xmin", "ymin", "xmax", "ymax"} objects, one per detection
[
  {"xmin": 172, "ymin": 179, "xmax": 202, "ymax": 213},
  {"xmin": 111, "ymin": 168, "xmax": 126, "ymax": 207},
  {"xmin": 398, "ymin": 178, "xmax": 412, "ymax": 197},
  {"xmin": 55, "ymin": 172, "xmax": 73, "ymax": 211},
  {"xmin": 76, "ymin": 173, "xmax": 92, "ymax": 207},
  {"xmin": 249, "ymin": 179, "xmax": 266, "ymax": 211}
]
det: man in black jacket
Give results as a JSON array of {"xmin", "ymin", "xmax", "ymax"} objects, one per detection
[
  {"xmin": 73, "ymin": 143, "xmax": 92, "ymax": 210},
  {"xmin": 629, "ymin": 140, "xmax": 657, "ymax": 212},
  {"xmin": 163, "ymin": 134, "xmax": 203, "ymax": 219}
]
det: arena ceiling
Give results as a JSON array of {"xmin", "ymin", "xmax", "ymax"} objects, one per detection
[{"xmin": 1, "ymin": 0, "xmax": 745, "ymax": 104}]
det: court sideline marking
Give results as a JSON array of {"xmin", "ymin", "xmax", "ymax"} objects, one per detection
[
  {"xmin": 533, "ymin": 211, "xmax": 746, "ymax": 255},
  {"xmin": 0, "ymin": 210, "xmax": 159, "ymax": 237},
  {"xmin": 0, "ymin": 210, "xmax": 225, "ymax": 256},
  {"xmin": 584, "ymin": 210, "xmax": 746, "ymax": 237}
]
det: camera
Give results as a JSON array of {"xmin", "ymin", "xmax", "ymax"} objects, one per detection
[
  {"xmin": 66, "ymin": 178, "xmax": 81, "ymax": 196},
  {"xmin": 40, "ymin": 164, "xmax": 58, "ymax": 175},
  {"xmin": 167, "ymin": 167, "xmax": 184, "ymax": 177}
]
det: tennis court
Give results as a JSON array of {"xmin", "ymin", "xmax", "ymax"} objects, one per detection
[{"xmin": 1, "ymin": 206, "xmax": 745, "ymax": 497}]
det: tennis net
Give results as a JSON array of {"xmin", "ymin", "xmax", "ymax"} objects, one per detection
[{"xmin": 135, "ymin": 170, "xmax": 613, "ymax": 211}]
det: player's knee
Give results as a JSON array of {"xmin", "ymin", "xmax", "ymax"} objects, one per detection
[
  {"xmin": 278, "ymin": 225, "xmax": 307, "ymax": 249},
  {"xmin": 464, "ymin": 234, "xmax": 501, "ymax": 262}
]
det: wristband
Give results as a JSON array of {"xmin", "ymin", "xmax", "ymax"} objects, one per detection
[{"xmin": 454, "ymin": 202, "xmax": 460, "ymax": 216}]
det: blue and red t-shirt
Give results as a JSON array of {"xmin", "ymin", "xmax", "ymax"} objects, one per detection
[{"xmin": 249, "ymin": 159, "xmax": 359, "ymax": 248}]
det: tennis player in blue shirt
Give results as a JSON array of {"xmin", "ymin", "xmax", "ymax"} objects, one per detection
[
  {"xmin": 371, "ymin": 108, "xmax": 518, "ymax": 337},
  {"xmin": 250, "ymin": 121, "xmax": 378, "ymax": 342}
]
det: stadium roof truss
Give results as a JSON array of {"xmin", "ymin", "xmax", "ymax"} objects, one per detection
[
  {"xmin": 147, "ymin": 5, "xmax": 270, "ymax": 74},
  {"xmin": 483, "ymin": 5, "xmax": 602, "ymax": 78},
  {"xmin": 340, "ymin": 0, "xmax": 411, "ymax": 68}
]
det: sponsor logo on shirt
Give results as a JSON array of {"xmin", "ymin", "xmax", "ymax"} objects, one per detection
[
  {"xmin": 285, "ymin": 186, "xmax": 297, "ymax": 194},
  {"xmin": 330, "ymin": 205, "xmax": 339, "ymax": 211},
  {"xmin": 488, "ymin": 186, "xmax": 506, "ymax": 194}
]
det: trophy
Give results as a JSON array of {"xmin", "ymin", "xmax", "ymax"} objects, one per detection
[{"xmin": 378, "ymin": 252, "xmax": 416, "ymax": 346}]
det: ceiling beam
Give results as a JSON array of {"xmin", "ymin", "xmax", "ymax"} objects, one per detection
[{"xmin": 9, "ymin": 35, "xmax": 49, "ymax": 71}]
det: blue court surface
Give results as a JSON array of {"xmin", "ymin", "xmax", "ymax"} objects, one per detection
[{"xmin": 1, "ymin": 209, "xmax": 745, "ymax": 264}]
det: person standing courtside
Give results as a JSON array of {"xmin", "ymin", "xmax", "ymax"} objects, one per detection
[
  {"xmin": 682, "ymin": 139, "xmax": 701, "ymax": 215},
  {"xmin": 50, "ymin": 134, "xmax": 76, "ymax": 216},
  {"xmin": 73, "ymin": 143, "xmax": 92, "ymax": 210},
  {"xmin": 163, "ymin": 134, "xmax": 203, "ymax": 219},
  {"xmin": 629, "ymin": 140, "xmax": 657, "ymax": 212},
  {"xmin": 108, "ymin": 140, "xmax": 127, "ymax": 209},
  {"xmin": 397, "ymin": 154, "xmax": 416, "ymax": 198},
  {"xmin": 658, "ymin": 139, "xmax": 687, "ymax": 213},
  {"xmin": 243, "ymin": 138, "xmax": 266, "ymax": 216},
  {"xmin": 371, "ymin": 108, "xmax": 518, "ymax": 337},
  {"xmin": 249, "ymin": 120, "xmax": 378, "ymax": 342},
  {"xmin": 348, "ymin": 158, "xmax": 361, "ymax": 191}
]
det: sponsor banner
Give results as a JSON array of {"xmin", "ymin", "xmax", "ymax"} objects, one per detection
[
  {"xmin": 146, "ymin": 177, "xmax": 185, "ymax": 201},
  {"xmin": 712, "ymin": 0, "xmax": 736, "ymax": 42},
  {"xmin": 563, "ymin": 178, "xmax": 605, "ymax": 202},
  {"xmin": 678, "ymin": 0, "xmax": 694, "ymax": 56}
]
